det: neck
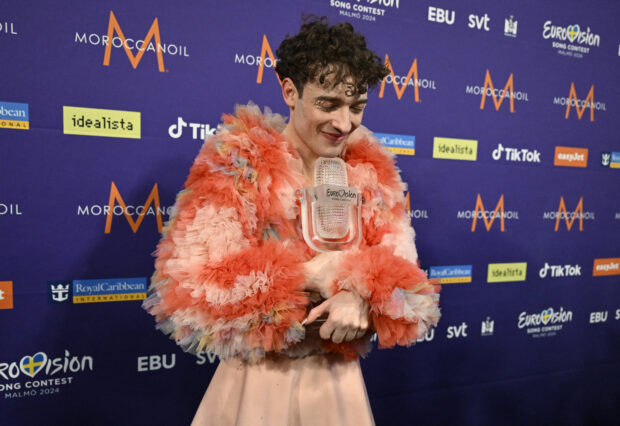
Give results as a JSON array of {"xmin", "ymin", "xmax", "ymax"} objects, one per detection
[{"xmin": 282, "ymin": 123, "xmax": 316, "ymax": 186}]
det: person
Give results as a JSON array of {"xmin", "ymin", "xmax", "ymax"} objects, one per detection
[{"xmin": 143, "ymin": 17, "xmax": 441, "ymax": 426}]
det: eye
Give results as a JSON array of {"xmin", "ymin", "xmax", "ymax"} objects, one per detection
[
  {"xmin": 316, "ymin": 102, "xmax": 337, "ymax": 112},
  {"xmin": 351, "ymin": 105, "xmax": 366, "ymax": 114}
]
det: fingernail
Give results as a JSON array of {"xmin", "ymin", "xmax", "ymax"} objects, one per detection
[{"xmin": 301, "ymin": 318, "xmax": 307, "ymax": 325}]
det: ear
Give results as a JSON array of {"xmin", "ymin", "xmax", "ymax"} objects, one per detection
[{"xmin": 281, "ymin": 78, "xmax": 299, "ymax": 109}]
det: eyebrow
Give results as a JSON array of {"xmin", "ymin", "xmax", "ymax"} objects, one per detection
[{"xmin": 315, "ymin": 96, "xmax": 368, "ymax": 104}]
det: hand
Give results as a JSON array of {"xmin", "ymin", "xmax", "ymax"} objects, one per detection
[
  {"xmin": 303, "ymin": 290, "xmax": 370, "ymax": 344},
  {"xmin": 302, "ymin": 251, "xmax": 344, "ymax": 298}
]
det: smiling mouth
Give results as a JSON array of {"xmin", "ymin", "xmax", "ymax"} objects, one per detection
[{"xmin": 321, "ymin": 131, "xmax": 346, "ymax": 143}]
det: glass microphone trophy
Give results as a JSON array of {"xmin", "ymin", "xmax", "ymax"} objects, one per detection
[{"xmin": 298, "ymin": 157, "xmax": 362, "ymax": 252}]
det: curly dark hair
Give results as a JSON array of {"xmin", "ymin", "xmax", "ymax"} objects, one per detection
[{"xmin": 275, "ymin": 16, "xmax": 388, "ymax": 96}]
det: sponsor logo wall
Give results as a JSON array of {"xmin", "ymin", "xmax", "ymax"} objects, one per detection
[{"xmin": 1, "ymin": 1, "xmax": 618, "ymax": 425}]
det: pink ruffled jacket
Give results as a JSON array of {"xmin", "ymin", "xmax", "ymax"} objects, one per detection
[{"xmin": 143, "ymin": 104, "xmax": 441, "ymax": 362}]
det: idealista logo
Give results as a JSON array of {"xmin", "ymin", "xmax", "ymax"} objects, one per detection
[
  {"xmin": 592, "ymin": 258, "xmax": 620, "ymax": 277},
  {"xmin": 375, "ymin": 132, "xmax": 415, "ymax": 156},
  {"xmin": 539, "ymin": 262, "xmax": 581, "ymax": 279},
  {"xmin": 433, "ymin": 137, "xmax": 477, "ymax": 161},
  {"xmin": 458, "ymin": 194, "xmax": 519, "ymax": 232},
  {"xmin": 492, "ymin": 143, "xmax": 541, "ymax": 164},
  {"xmin": 63, "ymin": 106, "xmax": 140, "ymax": 139},
  {"xmin": 553, "ymin": 83, "xmax": 605, "ymax": 122},
  {"xmin": 542, "ymin": 197, "xmax": 594, "ymax": 231},
  {"xmin": 487, "ymin": 262, "xmax": 527, "ymax": 283},
  {"xmin": 77, "ymin": 182, "xmax": 172, "ymax": 234},
  {"xmin": 328, "ymin": 0, "xmax": 400, "ymax": 22},
  {"xmin": 168, "ymin": 117, "xmax": 219, "ymax": 140},
  {"xmin": 518, "ymin": 307, "xmax": 572, "ymax": 338},
  {"xmin": 601, "ymin": 152, "xmax": 620, "ymax": 169},
  {"xmin": 0, "ymin": 101, "xmax": 29, "ymax": 130},
  {"xmin": 75, "ymin": 11, "xmax": 189, "ymax": 72},
  {"xmin": 404, "ymin": 192, "xmax": 428, "ymax": 220},
  {"xmin": 428, "ymin": 265, "xmax": 472, "ymax": 284},
  {"xmin": 0, "ymin": 281, "xmax": 14, "ymax": 310},
  {"xmin": 466, "ymin": 70, "xmax": 529, "ymax": 113},
  {"xmin": 542, "ymin": 21, "xmax": 600, "ymax": 58},
  {"xmin": 554, "ymin": 146, "xmax": 588, "ymax": 168},
  {"xmin": 0, "ymin": 350, "xmax": 93, "ymax": 399}
]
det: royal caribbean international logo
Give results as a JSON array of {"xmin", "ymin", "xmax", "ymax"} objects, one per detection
[
  {"xmin": 72, "ymin": 277, "xmax": 147, "ymax": 303},
  {"xmin": 0, "ymin": 101, "xmax": 29, "ymax": 130},
  {"xmin": 601, "ymin": 152, "xmax": 620, "ymax": 169},
  {"xmin": 542, "ymin": 21, "xmax": 600, "ymax": 58},
  {"xmin": 375, "ymin": 133, "xmax": 415, "ymax": 156},
  {"xmin": 518, "ymin": 306, "xmax": 573, "ymax": 338},
  {"xmin": 0, "ymin": 350, "xmax": 93, "ymax": 399},
  {"xmin": 75, "ymin": 11, "xmax": 189, "ymax": 72},
  {"xmin": 429, "ymin": 265, "xmax": 472, "ymax": 284},
  {"xmin": 48, "ymin": 281, "xmax": 72, "ymax": 303}
]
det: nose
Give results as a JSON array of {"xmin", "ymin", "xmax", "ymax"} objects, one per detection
[{"xmin": 330, "ymin": 108, "xmax": 353, "ymax": 135}]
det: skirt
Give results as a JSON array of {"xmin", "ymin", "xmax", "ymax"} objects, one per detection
[{"xmin": 191, "ymin": 354, "xmax": 375, "ymax": 426}]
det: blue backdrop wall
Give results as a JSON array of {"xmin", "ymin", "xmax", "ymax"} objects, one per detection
[{"xmin": 1, "ymin": 1, "xmax": 619, "ymax": 425}]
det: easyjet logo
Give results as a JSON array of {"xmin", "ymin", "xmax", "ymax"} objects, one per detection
[
  {"xmin": 465, "ymin": 70, "xmax": 529, "ymax": 112},
  {"xmin": 554, "ymin": 146, "xmax": 588, "ymax": 168},
  {"xmin": 592, "ymin": 258, "xmax": 620, "ymax": 276}
]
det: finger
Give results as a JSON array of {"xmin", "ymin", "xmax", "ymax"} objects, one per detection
[
  {"xmin": 319, "ymin": 320, "xmax": 335, "ymax": 341},
  {"xmin": 354, "ymin": 328, "xmax": 367, "ymax": 339},
  {"xmin": 345, "ymin": 328, "xmax": 359, "ymax": 342},
  {"xmin": 331, "ymin": 327, "xmax": 348, "ymax": 344},
  {"xmin": 304, "ymin": 299, "xmax": 331, "ymax": 325}
]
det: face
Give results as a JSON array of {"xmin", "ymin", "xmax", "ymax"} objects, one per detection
[{"xmin": 283, "ymin": 77, "xmax": 368, "ymax": 161}]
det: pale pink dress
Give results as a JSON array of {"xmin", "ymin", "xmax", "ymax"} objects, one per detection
[{"xmin": 191, "ymin": 354, "xmax": 375, "ymax": 426}]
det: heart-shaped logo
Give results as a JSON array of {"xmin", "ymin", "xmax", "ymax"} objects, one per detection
[
  {"xmin": 541, "ymin": 308, "xmax": 553, "ymax": 325},
  {"xmin": 567, "ymin": 25, "xmax": 580, "ymax": 43},
  {"xmin": 20, "ymin": 352, "xmax": 48, "ymax": 378}
]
